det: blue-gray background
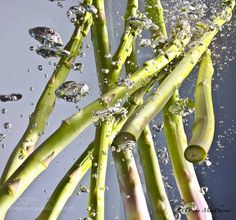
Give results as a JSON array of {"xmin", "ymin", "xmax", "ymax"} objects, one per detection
[{"xmin": 0, "ymin": 0, "xmax": 236, "ymax": 219}]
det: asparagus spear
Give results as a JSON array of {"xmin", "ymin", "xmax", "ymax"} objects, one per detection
[
  {"xmin": 36, "ymin": 143, "xmax": 94, "ymax": 220},
  {"xmin": 114, "ymin": 0, "xmax": 235, "ymax": 144},
  {"xmin": 0, "ymin": 20, "xmax": 191, "ymax": 217},
  {"xmin": 184, "ymin": 50, "xmax": 215, "ymax": 163},
  {"xmin": 163, "ymin": 92, "xmax": 213, "ymax": 220},
  {"xmin": 88, "ymin": 0, "xmax": 112, "ymax": 218},
  {"xmin": 0, "ymin": 0, "xmax": 93, "ymax": 184}
]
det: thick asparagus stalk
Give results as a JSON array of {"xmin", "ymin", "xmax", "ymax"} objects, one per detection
[
  {"xmin": 36, "ymin": 143, "xmax": 94, "ymax": 220},
  {"xmin": 184, "ymin": 50, "xmax": 215, "ymax": 163},
  {"xmin": 163, "ymin": 92, "xmax": 213, "ymax": 220},
  {"xmin": 114, "ymin": 0, "xmax": 235, "ymax": 144},
  {"xmin": 0, "ymin": 0, "xmax": 93, "ymax": 184},
  {"xmin": 0, "ymin": 22, "xmax": 191, "ymax": 217}
]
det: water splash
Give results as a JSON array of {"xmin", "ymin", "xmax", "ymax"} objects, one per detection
[{"xmin": 0, "ymin": 94, "xmax": 22, "ymax": 102}]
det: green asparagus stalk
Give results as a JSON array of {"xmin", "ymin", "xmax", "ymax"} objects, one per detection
[
  {"xmin": 138, "ymin": 126, "xmax": 175, "ymax": 220},
  {"xmin": 114, "ymin": 0, "xmax": 235, "ymax": 144},
  {"xmin": 88, "ymin": 0, "xmax": 112, "ymax": 218},
  {"xmin": 36, "ymin": 143, "xmax": 94, "ymax": 220},
  {"xmin": 184, "ymin": 50, "xmax": 215, "ymax": 163},
  {"xmin": 0, "ymin": 0, "xmax": 93, "ymax": 184},
  {"xmin": 163, "ymin": 92, "xmax": 213, "ymax": 220},
  {"xmin": 0, "ymin": 20, "xmax": 191, "ymax": 217}
]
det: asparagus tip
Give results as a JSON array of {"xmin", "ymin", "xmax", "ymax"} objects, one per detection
[{"xmin": 184, "ymin": 145, "xmax": 207, "ymax": 163}]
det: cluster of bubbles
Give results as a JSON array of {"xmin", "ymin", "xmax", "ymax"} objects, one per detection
[
  {"xmin": 174, "ymin": 202, "xmax": 197, "ymax": 219},
  {"xmin": 29, "ymin": 26, "xmax": 70, "ymax": 59},
  {"xmin": 67, "ymin": 4, "xmax": 98, "ymax": 24},
  {"xmin": 93, "ymin": 103, "xmax": 128, "ymax": 122},
  {"xmin": 55, "ymin": 81, "xmax": 90, "ymax": 103},
  {"xmin": 168, "ymin": 98, "xmax": 195, "ymax": 117},
  {"xmin": 157, "ymin": 146, "xmax": 169, "ymax": 165},
  {"xmin": 0, "ymin": 94, "xmax": 22, "ymax": 102}
]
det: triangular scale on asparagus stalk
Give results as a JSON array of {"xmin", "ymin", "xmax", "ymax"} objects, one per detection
[{"xmin": 184, "ymin": 50, "xmax": 215, "ymax": 163}]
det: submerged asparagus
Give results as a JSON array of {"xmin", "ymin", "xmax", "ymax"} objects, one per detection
[
  {"xmin": 114, "ymin": 0, "xmax": 235, "ymax": 144},
  {"xmin": 185, "ymin": 50, "xmax": 215, "ymax": 163},
  {"xmin": 163, "ymin": 91, "xmax": 213, "ymax": 220},
  {"xmin": 0, "ymin": 0, "xmax": 93, "ymax": 184}
]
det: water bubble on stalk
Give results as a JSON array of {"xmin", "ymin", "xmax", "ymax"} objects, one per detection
[
  {"xmin": 93, "ymin": 104, "xmax": 128, "ymax": 121},
  {"xmin": 78, "ymin": 184, "xmax": 90, "ymax": 193},
  {"xmin": 118, "ymin": 140, "xmax": 136, "ymax": 151},
  {"xmin": 72, "ymin": 63, "xmax": 84, "ymax": 73},
  {"xmin": 0, "ymin": 134, "xmax": 6, "ymax": 142},
  {"xmin": 3, "ymin": 122, "xmax": 12, "ymax": 130},
  {"xmin": 29, "ymin": 27, "xmax": 63, "ymax": 47},
  {"xmin": 0, "ymin": 94, "xmax": 22, "ymax": 102},
  {"xmin": 101, "ymin": 68, "xmax": 109, "ymax": 74},
  {"xmin": 168, "ymin": 98, "xmax": 195, "ymax": 117},
  {"xmin": 118, "ymin": 78, "xmax": 134, "ymax": 89},
  {"xmin": 55, "ymin": 81, "xmax": 90, "ymax": 103},
  {"xmin": 67, "ymin": 5, "xmax": 97, "ymax": 21},
  {"xmin": 36, "ymin": 46, "xmax": 70, "ymax": 58}
]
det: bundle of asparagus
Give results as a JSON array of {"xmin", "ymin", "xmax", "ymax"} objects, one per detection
[{"xmin": 0, "ymin": 0, "xmax": 235, "ymax": 219}]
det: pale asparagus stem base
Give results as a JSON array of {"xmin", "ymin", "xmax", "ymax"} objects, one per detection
[
  {"xmin": 163, "ymin": 92, "xmax": 213, "ymax": 220},
  {"xmin": 115, "ymin": 0, "xmax": 235, "ymax": 143},
  {"xmin": 112, "ymin": 149, "xmax": 150, "ymax": 220},
  {"xmin": 36, "ymin": 143, "xmax": 94, "ymax": 220},
  {"xmin": 0, "ymin": 14, "xmax": 197, "ymax": 216},
  {"xmin": 138, "ymin": 126, "xmax": 175, "ymax": 220},
  {"xmin": 0, "ymin": 0, "xmax": 93, "ymax": 184},
  {"xmin": 185, "ymin": 50, "xmax": 215, "ymax": 163}
]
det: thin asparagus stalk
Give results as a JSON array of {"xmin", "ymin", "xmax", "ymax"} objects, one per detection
[
  {"xmin": 88, "ymin": 0, "xmax": 112, "ymax": 218},
  {"xmin": 145, "ymin": 0, "xmax": 168, "ymax": 40},
  {"xmin": 163, "ymin": 91, "xmax": 213, "ymax": 220},
  {"xmin": 138, "ymin": 126, "xmax": 175, "ymax": 220},
  {"xmin": 0, "ymin": 22, "xmax": 191, "ymax": 217},
  {"xmin": 114, "ymin": 0, "xmax": 235, "ymax": 144},
  {"xmin": 184, "ymin": 50, "xmax": 215, "ymax": 163},
  {"xmin": 36, "ymin": 143, "xmax": 94, "ymax": 220},
  {"xmin": 0, "ymin": 0, "xmax": 93, "ymax": 184},
  {"xmin": 108, "ymin": 0, "xmax": 139, "ymax": 85}
]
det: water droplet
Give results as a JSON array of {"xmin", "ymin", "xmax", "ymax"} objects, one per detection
[
  {"xmin": 0, "ymin": 134, "xmax": 6, "ymax": 142},
  {"xmin": 55, "ymin": 81, "xmax": 90, "ymax": 103},
  {"xmin": 200, "ymin": 186, "xmax": 208, "ymax": 195},
  {"xmin": 29, "ymin": 46, "xmax": 36, "ymax": 51},
  {"xmin": 1, "ymin": 108, "xmax": 7, "ymax": 114},
  {"xmin": 152, "ymin": 122, "xmax": 164, "ymax": 132},
  {"xmin": 78, "ymin": 184, "xmax": 90, "ymax": 193},
  {"xmin": 0, "ymin": 94, "xmax": 22, "ymax": 102},
  {"xmin": 18, "ymin": 154, "xmax": 24, "ymax": 160},
  {"xmin": 38, "ymin": 65, "xmax": 43, "ymax": 71},
  {"xmin": 139, "ymin": 38, "xmax": 151, "ymax": 47},
  {"xmin": 3, "ymin": 122, "xmax": 12, "ymax": 130},
  {"xmin": 29, "ymin": 26, "xmax": 63, "ymax": 47},
  {"xmin": 118, "ymin": 78, "xmax": 134, "ymax": 89},
  {"xmin": 72, "ymin": 63, "xmax": 84, "ymax": 72},
  {"xmin": 157, "ymin": 146, "xmax": 169, "ymax": 165},
  {"xmin": 36, "ymin": 46, "xmax": 70, "ymax": 58}
]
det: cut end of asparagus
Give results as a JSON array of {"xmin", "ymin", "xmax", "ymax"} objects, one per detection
[
  {"xmin": 184, "ymin": 145, "xmax": 207, "ymax": 163},
  {"xmin": 113, "ymin": 132, "xmax": 137, "ymax": 150}
]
